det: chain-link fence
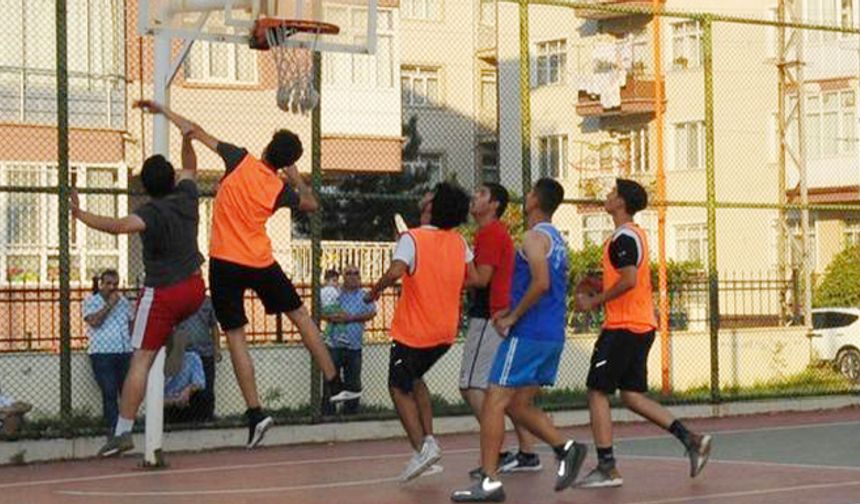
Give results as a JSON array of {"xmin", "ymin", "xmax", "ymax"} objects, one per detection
[{"xmin": 1, "ymin": 0, "xmax": 859, "ymax": 440}]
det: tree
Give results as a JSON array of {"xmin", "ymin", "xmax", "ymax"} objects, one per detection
[
  {"xmin": 294, "ymin": 115, "xmax": 432, "ymax": 241},
  {"xmin": 814, "ymin": 244, "xmax": 860, "ymax": 308}
]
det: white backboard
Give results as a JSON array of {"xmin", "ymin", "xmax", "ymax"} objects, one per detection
[{"xmin": 139, "ymin": 0, "xmax": 379, "ymax": 54}]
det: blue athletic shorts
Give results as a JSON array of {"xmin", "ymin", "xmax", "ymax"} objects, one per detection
[{"xmin": 488, "ymin": 336, "xmax": 564, "ymax": 388}]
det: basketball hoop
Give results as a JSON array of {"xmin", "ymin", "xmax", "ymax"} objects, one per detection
[{"xmin": 251, "ymin": 19, "xmax": 340, "ymax": 115}]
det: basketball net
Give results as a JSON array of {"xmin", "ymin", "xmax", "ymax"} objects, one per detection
[{"xmin": 266, "ymin": 27, "xmax": 322, "ymax": 115}]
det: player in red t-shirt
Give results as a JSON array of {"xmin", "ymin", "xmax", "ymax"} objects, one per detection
[{"xmin": 459, "ymin": 183, "xmax": 540, "ymax": 478}]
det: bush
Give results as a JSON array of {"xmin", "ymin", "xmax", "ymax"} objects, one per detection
[{"xmin": 813, "ymin": 244, "xmax": 860, "ymax": 308}]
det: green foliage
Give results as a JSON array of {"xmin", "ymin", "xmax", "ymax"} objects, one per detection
[
  {"xmin": 293, "ymin": 116, "xmax": 430, "ymax": 241},
  {"xmin": 813, "ymin": 244, "xmax": 860, "ymax": 308}
]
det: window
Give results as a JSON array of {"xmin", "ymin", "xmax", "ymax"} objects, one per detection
[
  {"xmin": 401, "ymin": 66, "xmax": 440, "ymax": 107},
  {"xmin": 0, "ymin": 163, "xmax": 125, "ymax": 285},
  {"xmin": 813, "ymin": 311, "xmax": 859, "ymax": 329},
  {"xmin": 539, "ymin": 135, "xmax": 568, "ymax": 179},
  {"xmin": 583, "ymin": 214, "xmax": 614, "ymax": 245},
  {"xmin": 671, "ymin": 21, "xmax": 703, "ymax": 70},
  {"xmin": 536, "ymin": 39, "xmax": 567, "ymax": 87},
  {"xmin": 673, "ymin": 121, "xmax": 705, "ymax": 171},
  {"xmin": 479, "ymin": 142, "xmax": 499, "ymax": 184},
  {"xmin": 324, "ymin": 8, "xmax": 395, "ymax": 88},
  {"xmin": 806, "ymin": 0, "xmax": 852, "ymax": 43},
  {"xmin": 186, "ymin": 41, "xmax": 257, "ymax": 84},
  {"xmin": 403, "ymin": 153, "xmax": 444, "ymax": 187},
  {"xmin": 480, "ymin": 0, "xmax": 496, "ymax": 27},
  {"xmin": 845, "ymin": 221, "xmax": 860, "ymax": 246},
  {"xmin": 619, "ymin": 127, "xmax": 650, "ymax": 174},
  {"xmin": 402, "ymin": 0, "xmax": 440, "ymax": 20},
  {"xmin": 805, "ymin": 90, "xmax": 857, "ymax": 159},
  {"xmin": 0, "ymin": 0, "xmax": 125, "ymax": 128},
  {"xmin": 675, "ymin": 224, "xmax": 708, "ymax": 263},
  {"xmin": 480, "ymin": 71, "xmax": 497, "ymax": 115}
]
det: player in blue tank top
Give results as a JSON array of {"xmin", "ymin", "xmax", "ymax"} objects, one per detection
[
  {"xmin": 451, "ymin": 179, "xmax": 586, "ymax": 503},
  {"xmin": 508, "ymin": 221, "xmax": 568, "ymax": 343}
]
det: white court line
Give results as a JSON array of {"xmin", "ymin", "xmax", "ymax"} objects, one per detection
[
  {"xmin": 55, "ymin": 463, "xmax": 860, "ymax": 500},
  {"xmin": 1, "ymin": 418, "xmax": 857, "ymax": 491},
  {"xmin": 624, "ymin": 454, "xmax": 860, "ymax": 473},
  {"xmin": 623, "ymin": 479, "xmax": 860, "ymax": 504},
  {"xmin": 57, "ymin": 475, "xmax": 403, "ymax": 497},
  {"xmin": 0, "ymin": 449, "xmax": 471, "ymax": 490}
]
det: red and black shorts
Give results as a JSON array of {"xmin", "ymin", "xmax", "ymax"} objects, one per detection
[{"xmin": 132, "ymin": 274, "xmax": 206, "ymax": 351}]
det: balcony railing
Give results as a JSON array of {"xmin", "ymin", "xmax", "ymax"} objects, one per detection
[
  {"xmin": 574, "ymin": 0, "xmax": 665, "ymax": 21},
  {"xmin": 0, "ymin": 66, "xmax": 126, "ymax": 130},
  {"xmin": 577, "ymin": 73, "xmax": 662, "ymax": 118}
]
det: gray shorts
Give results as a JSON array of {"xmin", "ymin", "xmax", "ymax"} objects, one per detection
[{"xmin": 459, "ymin": 317, "xmax": 505, "ymax": 390}]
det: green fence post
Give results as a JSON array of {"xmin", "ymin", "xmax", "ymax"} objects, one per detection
[
  {"xmin": 310, "ymin": 51, "xmax": 324, "ymax": 420},
  {"xmin": 519, "ymin": 0, "xmax": 532, "ymax": 224},
  {"xmin": 56, "ymin": 0, "xmax": 72, "ymax": 419},
  {"xmin": 702, "ymin": 17, "xmax": 721, "ymax": 404}
]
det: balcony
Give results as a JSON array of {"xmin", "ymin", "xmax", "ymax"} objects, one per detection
[
  {"xmin": 576, "ymin": 73, "xmax": 662, "ymax": 118},
  {"xmin": 575, "ymin": 0, "xmax": 665, "ymax": 21}
]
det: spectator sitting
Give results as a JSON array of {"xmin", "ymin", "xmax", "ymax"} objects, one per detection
[
  {"xmin": 321, "ymin": 265, "xmax": 376, "ymax": 415},
  {"xmin": 83, "ymin": 269, "xmax": 133, "ymax": 433},
  {"xmin": 0, "ymin": 393, "xmax": 32, "ymax": 437},
  {"xmin": 172, "ymin": 296, "xmax": 220, "ymax": 421},
  {"xmin": 164, "ymin": 351, "xmax": 206, "ymax": 424}
]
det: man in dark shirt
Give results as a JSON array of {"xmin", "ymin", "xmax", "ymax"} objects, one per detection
[
  {"xmin": 71, "ymin": 101, "xmax": 206, "ymax": 458},
  {"xmin": 139, "ymin": 101, "xmax": 355, "ymax": 449}
]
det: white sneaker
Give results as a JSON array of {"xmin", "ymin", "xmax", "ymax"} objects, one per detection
[
  {"xmin": 399, "ymin": 439, "xmax": 442, "ymax": 482},
  {"xmin": 329, "ymin": 390, "xmax": 362, "ymax": 403}
]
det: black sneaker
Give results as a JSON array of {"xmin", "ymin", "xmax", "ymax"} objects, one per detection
[
  {"xmin": 554, "ymin": 440, "xmax": 587, "ymax": 491},
  {"xmin": 687, "ymin": 434, "xmax": 713, "ymax": 477},
  {"xmin": 499, "ymin": 452, "xmax": 542, "ymax": 473},
  {"xmin": 451, "ymin": 476, "xmax": 506, "ymax": 502},
  {"xmin": 97, "ymin": 432, "xmax": 134, "ymax": 458},
  {"xmin": 247, "ymin": 412, "xmax": 273, "ymax": 449},
  {"xmin": 469, "ymin": 451, "xmax": 513, "ymax": 480}
]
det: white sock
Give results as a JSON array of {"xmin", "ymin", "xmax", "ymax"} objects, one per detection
[
  {"xmin": 114, "ymin": 416, "xmax": 134, "ymax": 436},
  {"xmin": 424, "ymin": 435, "xmax": 436, "ymax": 446}
]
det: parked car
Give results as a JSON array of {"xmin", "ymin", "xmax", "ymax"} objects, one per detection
[{"xmin": 808, "ymin": 307, "xmax": 860, "ymax": 383}]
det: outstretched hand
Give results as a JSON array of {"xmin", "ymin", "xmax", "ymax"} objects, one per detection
[{"xmin": 133, "ymin": 100, "xmax": 163, "ymax": 114}]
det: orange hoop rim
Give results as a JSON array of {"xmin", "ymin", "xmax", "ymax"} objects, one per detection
[{"xmin": 251, "ymin": 19, "xmax": 340, "ymax": 50}]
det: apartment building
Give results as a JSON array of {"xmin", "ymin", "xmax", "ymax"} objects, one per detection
[{"xmin": 497, "ymin": 0, "xmax": 859, "ymax": 275}]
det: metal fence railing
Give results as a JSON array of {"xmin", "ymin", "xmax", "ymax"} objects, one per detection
[{"xmin": 1, "ymin": 0, "xmax": 859, "ymax": 439}]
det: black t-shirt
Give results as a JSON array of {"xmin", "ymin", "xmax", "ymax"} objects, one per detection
[
  {"xmin": 133, "ymin": 179, "xmax": 205, "ymax": 287},
  {"xmin": 216, "ymin": 142, "xmax": 300, "ymax": 211},
  {"xmin": 609, "ymin": 234, "xmax": 640, "ymax": 270}
]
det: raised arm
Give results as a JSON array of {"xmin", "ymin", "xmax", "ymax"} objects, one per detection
[
  {"xmin": 134, "ymin": 100, "xmax": 221, "ymax": 152},
  {"xmin": 178, "ymin": 131, "xmax": 198, "ymax": 182},
  {"xmin": 70, "ymin": 189, "xmax": 145, "ymax": 235},
  {"xmin": 283, "ymin": 165, "xmax": 319, "ymax": 213}
]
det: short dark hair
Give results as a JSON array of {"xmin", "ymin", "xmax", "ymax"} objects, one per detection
[
  {"xmin": 430, "ymin": 182, "xmax": 470, "ymax": 230},
  {"xmin": 264, "ymin": 129, "xmax": 303, "ymax": 169},
  {"xmin": 616, "ymin": 178, "xmax": 648, "ymax": 216},
  {"xmin": 483, "ymin": 183, "xmax": 510, "ymax": 218},
  {"xmin": 533, "ymin": 178, "xmax": 564, "ymax": 216},
  {"xmin": 140, "ymin": 155, "xmax": 175, "ymax": 198},
  {"xmin": 93, "ymin": 269, "xmax": 119, "ymax": 294},
  {"xmin": 324, "ymin": 269, "xmax": 339, "ymax": 281}
]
